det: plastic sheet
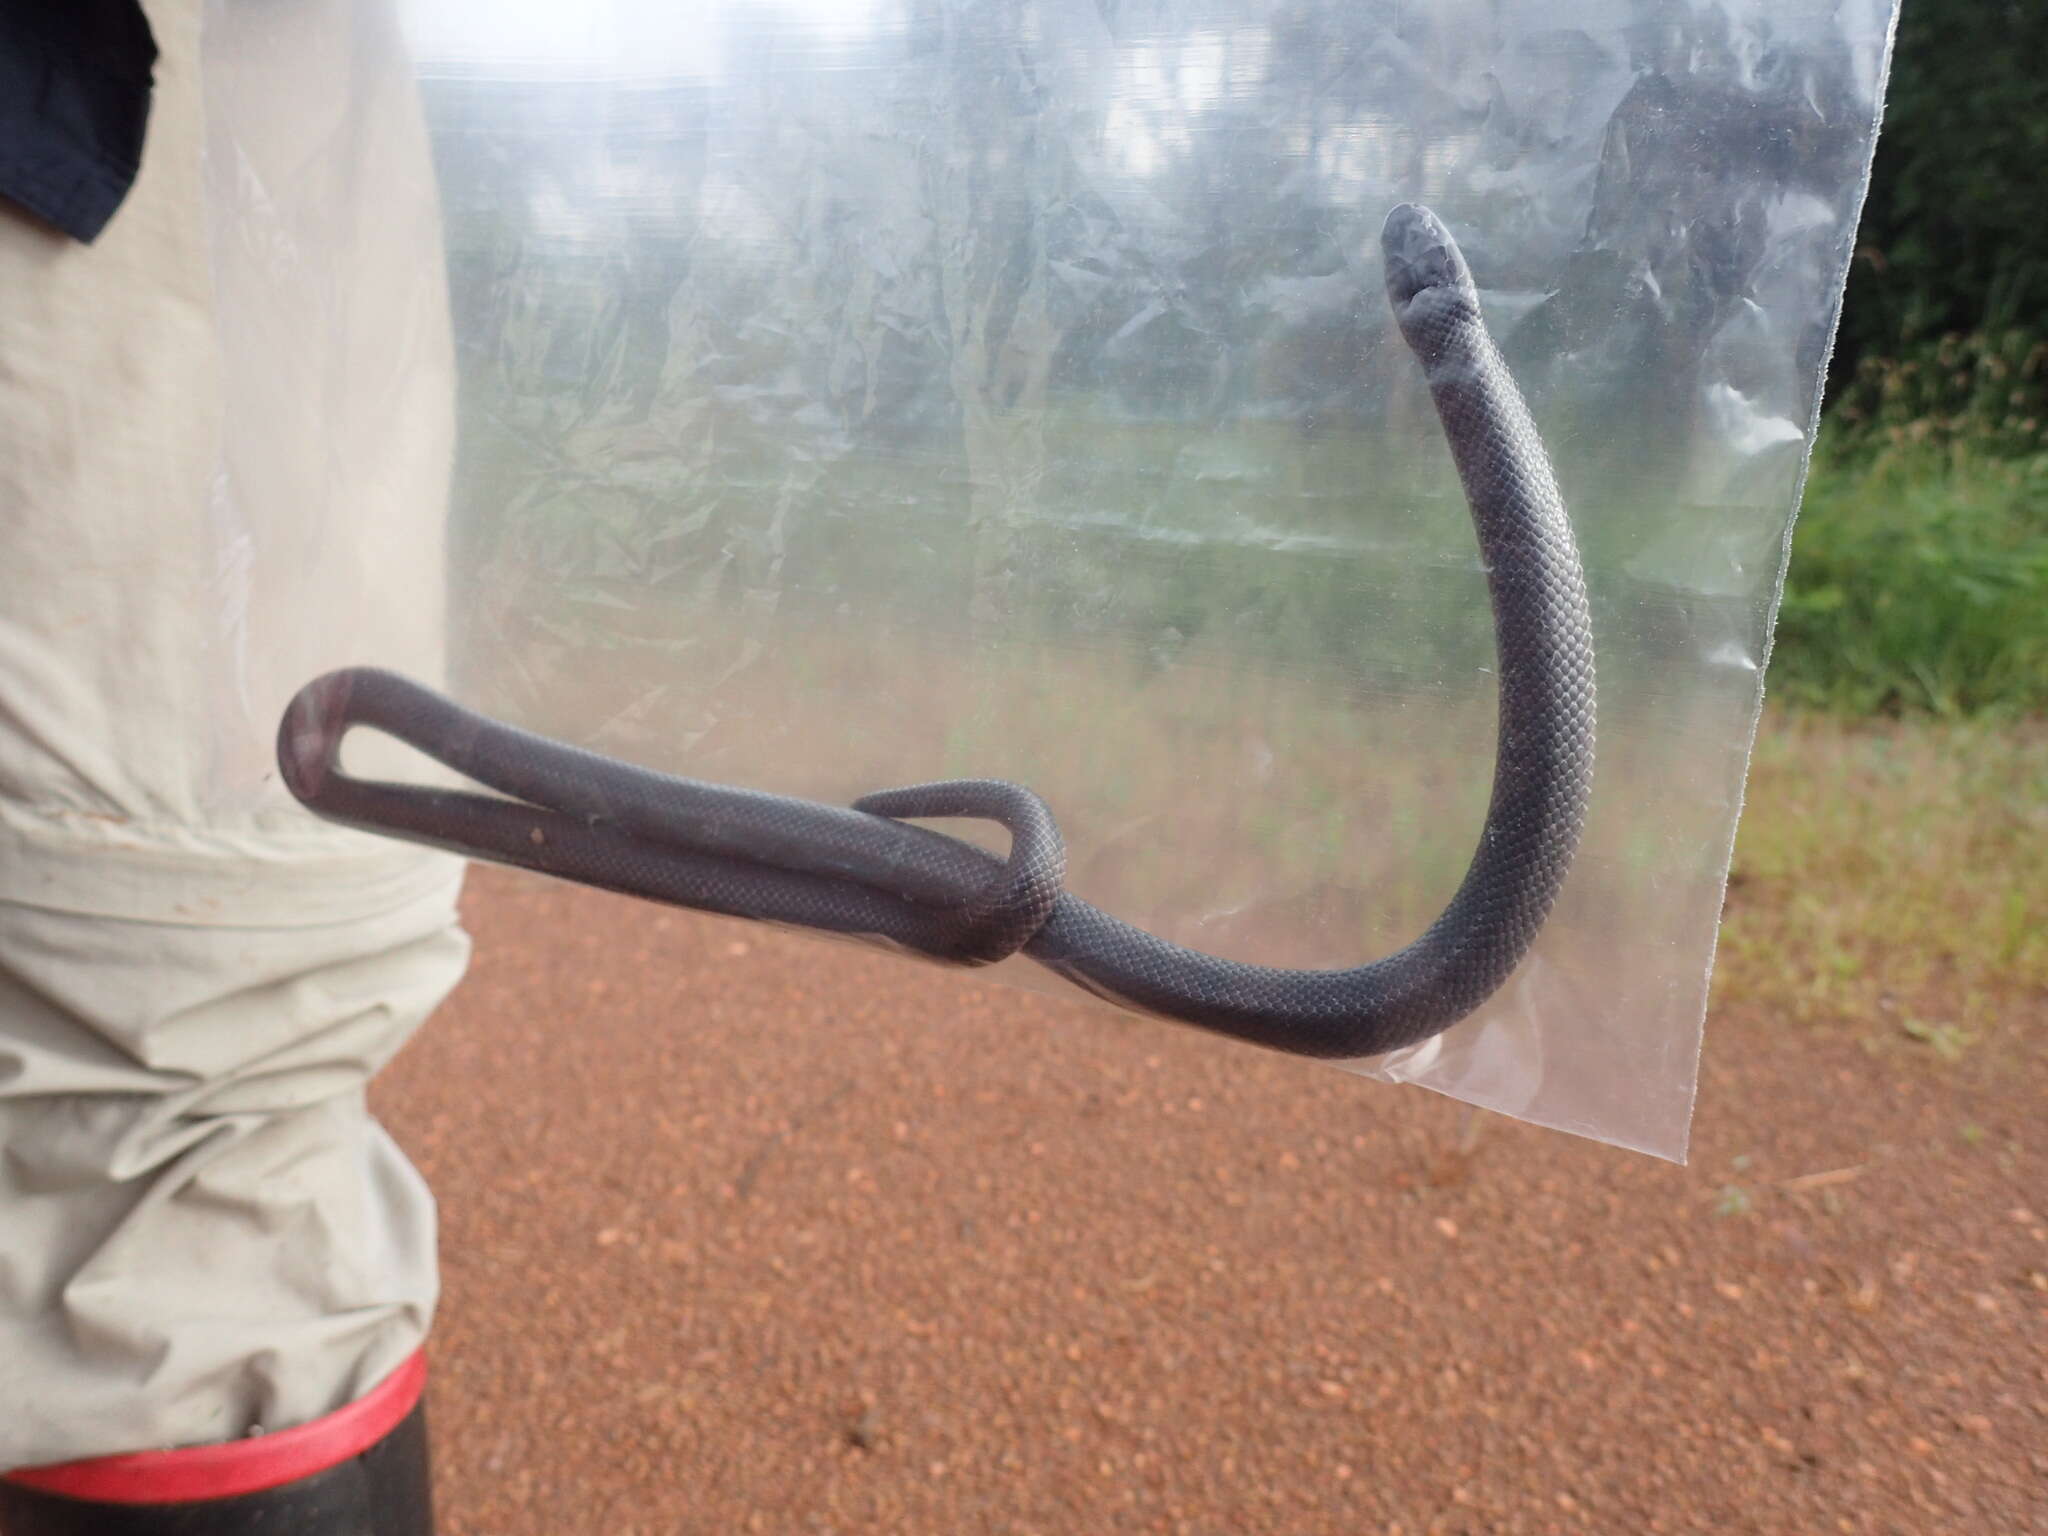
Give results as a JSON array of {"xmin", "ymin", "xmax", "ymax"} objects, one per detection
[{"xmin": 208, "ymin": 0, "xmax": 1898, "ymax": 1158}]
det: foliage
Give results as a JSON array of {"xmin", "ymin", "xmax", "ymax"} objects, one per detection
[
  {"xmin": 1801, "ymin": 5, "xmax": 2048, "ymax": 717},
  {"xmin": 1774, "ymin": 432, "xmax": 2048, "ymax": 716},
  {"xmin": 1829, "ymin": 0, "xmax": 2048, "ymax": 393},
  {"xmin": 1825, "ymin": 329, "xmax": 2048, "ymax": 458}
]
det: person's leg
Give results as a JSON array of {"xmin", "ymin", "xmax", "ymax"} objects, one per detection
[{"xmin": 0, "ymin": 0, "xmax": 466, "ymax": 1514}]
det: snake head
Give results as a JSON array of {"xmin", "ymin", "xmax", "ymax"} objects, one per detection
[{"xmin": 1381, "ymin": 203, "xmax": 1479, "ymax": 339}]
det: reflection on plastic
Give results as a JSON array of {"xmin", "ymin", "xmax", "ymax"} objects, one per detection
[
  {"xmin": 210, "ymin": 0, "xmax": 1898, "ymax": 1158},
  {"xmin": 278, "ymin": 198, "xmax": 1594, "ymax": 1067}
]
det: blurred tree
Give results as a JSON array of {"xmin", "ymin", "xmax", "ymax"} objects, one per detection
[{"xmin": 1830, "ymin": 0, "xmax": 2048, "ymax": 391}]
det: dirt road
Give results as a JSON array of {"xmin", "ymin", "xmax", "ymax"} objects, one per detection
[{"xmin": 373, "ymin": 867, "xmax": 2045, "ymax": 1534}]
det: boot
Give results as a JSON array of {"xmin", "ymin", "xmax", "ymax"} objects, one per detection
[{"xmin": 0, "ymin": 1353, "xmax": 431, "ymax": 1536}]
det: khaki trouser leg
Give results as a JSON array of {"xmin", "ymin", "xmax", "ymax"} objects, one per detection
[{"xmin": 0, "ymin": 0, "xmax": 468, "ymax": 1468}]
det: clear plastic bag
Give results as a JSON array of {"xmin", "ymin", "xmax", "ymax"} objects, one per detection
[{"xmin": 206, "ymin": 0, "xmax": 1898, "ymax": 1158}]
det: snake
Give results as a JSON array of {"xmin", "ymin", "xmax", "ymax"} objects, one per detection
[{"xmin": 278, "ymin": 204, "xmax": 1594, "ymax": 1061}]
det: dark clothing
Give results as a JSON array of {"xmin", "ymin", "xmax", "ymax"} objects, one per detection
[{"xmin": 0, "ymin": 1, "xmax": 155, "ymax": 242}]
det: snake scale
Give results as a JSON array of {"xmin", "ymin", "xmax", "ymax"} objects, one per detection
[{"xmin": 279, "ymin": 205, "xmax": 1595, "ymax": 1060}]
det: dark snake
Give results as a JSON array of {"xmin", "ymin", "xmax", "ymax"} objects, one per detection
[{"xmin": 278, "ymin": 205, "xmax": 1595, "ymax": 1061}]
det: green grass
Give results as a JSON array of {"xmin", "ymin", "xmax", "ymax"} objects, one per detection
[
  {"xmin": 1774, "ymin": 434, "xmax": 2048, "ymax": 716},
  {"xmin": 1716, "ymin": 711, "xmax": 2047, "ymax": 1044},
  {"xmin": 1725, "ymin": 345, "xmax": 2046, "ymax": 1048},
  {"xmin": 1778, "ymin": 327, "xmax": 2048, "ymax": 717}
]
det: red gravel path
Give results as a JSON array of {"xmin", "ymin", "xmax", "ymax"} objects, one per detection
[{"xmin": 373, "ymin": 866, "xmax": 2047, "ymax": 1534}]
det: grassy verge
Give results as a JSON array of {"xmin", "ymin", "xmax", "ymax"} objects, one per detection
[
  {"xmin": 1774, "ymin": 437, "xmax": 2048, "ymax": 716},
  {"xmin": 1716, "ymin": 709, "xmax": 2047, "ymax": 1055}
]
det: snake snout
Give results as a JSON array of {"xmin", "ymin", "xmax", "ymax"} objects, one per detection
[{"xmin": 1381, "ymin": 203, "xmax": 1475, "ymax": 310}]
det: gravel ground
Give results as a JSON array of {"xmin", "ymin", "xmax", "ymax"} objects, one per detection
[{"xmin": 374, "ymin": 866, "xmax": 2047, "ymax": 1535}]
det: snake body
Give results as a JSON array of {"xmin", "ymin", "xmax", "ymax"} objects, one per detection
[{"xmin": 279, "ymin": 205, "xmax": 1594, "ymax": 1061}]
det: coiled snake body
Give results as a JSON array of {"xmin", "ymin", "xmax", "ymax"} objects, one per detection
[{"xmin": 280, "ymin": 205, "xmax": 1594, "ymax": 1061}]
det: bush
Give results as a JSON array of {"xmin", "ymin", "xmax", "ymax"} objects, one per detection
[
  {"xmin": 1775, "ymin": 432, "xmax": 2048, "ymax": 716},
  {"xmin": 1827, "ymin": 329, "xmax": 2048, "ymax": 459},
  {"xmin": 1828, "ymin": 1, "xmax": 2048, "ymax": 391}
]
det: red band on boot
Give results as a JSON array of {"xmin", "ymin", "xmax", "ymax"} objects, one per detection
[{"xmin": 3, "ymin": 1350, "xmax": 426, "ymax": 1505}]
